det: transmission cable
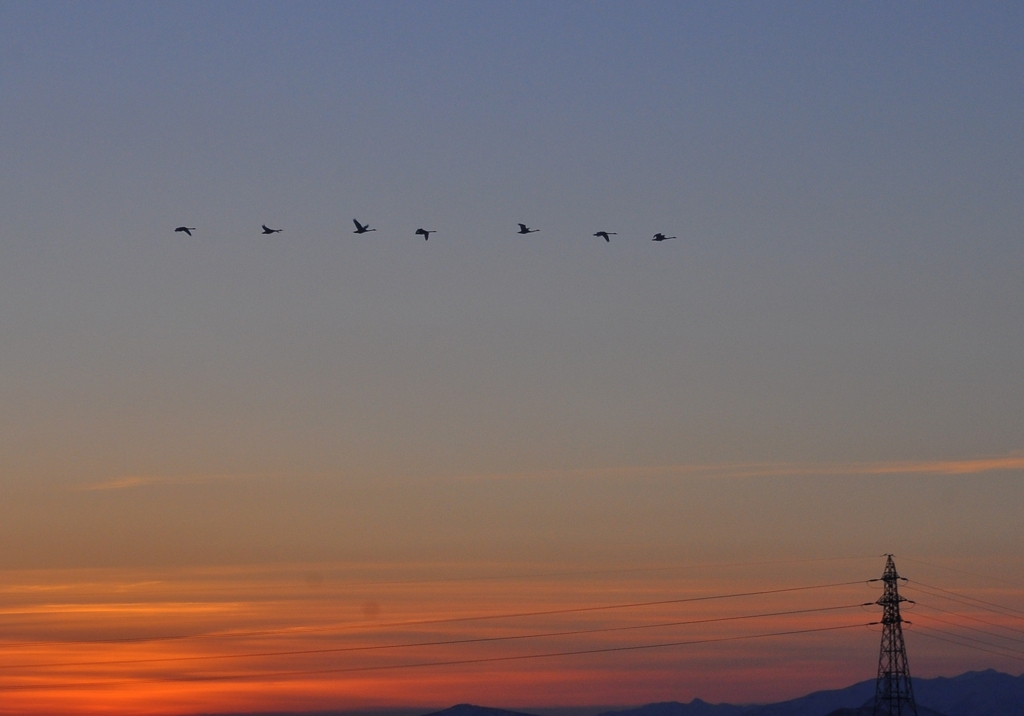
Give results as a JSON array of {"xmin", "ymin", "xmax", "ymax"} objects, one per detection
[
  {"xmin": 0, "ymin": 622, "xmax": 871, "ymax": 691},
  {"xmin": 912, "ymin": 601, "xmax": 1024, "ymax": 637},
  {"xmin": 0, "ymin": 579, "xmax": 868, "ymax": 648},
  {"xmin": 910, "ymin": 623, "xmax": 1024, "ymax": 656},
  {"xmin": 0, "ymin": 554, "xmax": 879, "ymax": 605},
  {"xmin": 284, "ymin": 554, "xmax": 884, "ymax": 591},
  {"xmin": 904, "ymin": 581, "xmax": 1024, "ymax": 620},
  {"xmin": 911, "ymin": 626, "xmax": 1024, "ymax": 664},
  {"xmin": 910, "ymin": 610, "xmax": 1024, "ymax": 647},
  {"xmin": 897, "ymin": 557, "xmax": 1024, "ymax": 589},
  {"xmin": 5, "ymin": 603, "xmax": 868, "ymax": 670}
]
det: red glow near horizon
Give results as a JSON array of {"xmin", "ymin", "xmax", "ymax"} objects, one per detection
[{"xmin": 0, "ymin": 559, "xmax": 1018, "ymax": 715}]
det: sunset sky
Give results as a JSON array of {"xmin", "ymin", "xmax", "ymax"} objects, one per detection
[{"xmin": 1, "ymin": 2, "xmax": 1023, "ymax": 714}]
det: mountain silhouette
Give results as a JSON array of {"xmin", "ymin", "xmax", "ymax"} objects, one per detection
[
  {"xmin": 913, "ymin": 669, "xmax": 1024, "ymax": 716},
  {"xmin": 217, "ymin": 671, "xmax": 1024, "ymax": 716},
  {"xmin": 599, "ymin": 699, "xmax": 751, "ymax": 716},
  {"xmin": 821, "ymin": 707, "xmax": 947, "ymax": 716},
  {"xmin": 594, "ymin": 671, "xmax": 1024, "ymax": 716},
  {"xmin": 423, "ymin": 705, "xmax": 539, "ymax": 716}
]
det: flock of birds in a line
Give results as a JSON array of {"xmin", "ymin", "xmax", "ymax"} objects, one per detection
[{"xmin": 173, "ymin": 220, "xmax": 678, "ymax": 242}]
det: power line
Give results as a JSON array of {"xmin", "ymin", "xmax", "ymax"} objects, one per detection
[
  {"xmin": 904, "ymin": 582, "xmax": 1024, "ymax": 621},
  {"xmin": 0, "ymin": 622, "xmax": 872, "ymax": 691},
  {"xmin": 910, "ymin": 611, "xmax": 1024, "ymax": 647},
  {"xmin": 0, "ymin": 579, "xmax": 869, "ymax": 648},
  {"xmin": 908, "ymin": 580, "xmax": 1024, "ymax": 616},
  {"xmin": 897, "ymin": 557, "xmax": 1024, "ymax": 589},
  {"xmin": 911, "ymin": 601, "xmax": 1024, "ymax": 638},
  {"xmin": 910, "ymin": 624, "xmax": 1024, "ymax": 657},
  {"xmin": 0, "ymin": 555, "xmax": 880, "ymax": 619},
  {"xmin": 5, "ymin": 603, "xmax": 868, "ymax": 670},
  {"xmin": 910, "ymin": 626, "xmax": 1024, "ymax": 664},
  {"xmin": 286, "ymin": 554, "xmax": 882, "ymax": 591}
]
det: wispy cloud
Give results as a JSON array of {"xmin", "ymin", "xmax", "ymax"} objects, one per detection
[
  {"xmin": 830, "ymin": 455, "xmax": 1024, "ymax": 476},
  {"xmin": 72, "ymin": 473, "xmax": 253, "ymax": 492},
  {"xmin": 660, "ymin": 454, "xmax": 1024, "ymax": 479},
  {"xmin": 74, "ymin": 455, "xmax": 1024, "ymax": 492},
  {"xmin": 454, "ymin": 453, "xmax": 1024, "ymax": 483},
  {"xmin": 73, "ymin": 476, "xmax": 162, "ymax": 491}
]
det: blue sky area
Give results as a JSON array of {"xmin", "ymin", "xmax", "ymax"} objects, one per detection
[{"xmin": 0, "ymin": 0, "xmax": 1022, "ymax": 569}]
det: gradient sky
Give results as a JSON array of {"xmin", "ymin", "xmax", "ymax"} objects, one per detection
[{"xmin": 1, "ymin": 2, "xmax": 1023, "ymax": 713}]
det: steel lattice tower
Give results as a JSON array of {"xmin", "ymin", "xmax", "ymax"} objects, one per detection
[{"xmin": 872, "ymin": 555, "xmax": 917, "ymax": 716}]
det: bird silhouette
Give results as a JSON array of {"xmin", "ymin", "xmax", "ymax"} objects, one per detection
[
  {"xmin": 517, "ymin": 223, "xmax": 539, "ymax": 234},
  {"xmin": 415, "ymin": 228, "xmax": 436, "ymax": 241},
  {"xmin": 174, "ymin": 226, "xmax": 196, "ymax": 236},
  {"xmin": 652, "ymin": 233, "xmax": 677, "ymax": 242},
  {"xmin": 353, "ymin": 219, "xmax": 376, "ymax": 234},
  {"xmin": 262, "ymin": 224, "xmax": 282, "ymax": 234},
  {"xmin": 593, "ymin": 231, "xmax": 616, "ymax": 242}
]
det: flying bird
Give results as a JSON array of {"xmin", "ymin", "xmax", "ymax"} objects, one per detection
[
  {"xmin": 353, "ymin": 219, "xmax": 377, "ymax": 234},
  {"xmin": 415, "ymin": 228, "xmax": 436, "ymax": 241},
  {"xmin": 262, "ymin": 224, "xmax": 282, "ymax": 234},
  {"xmin": 174, "ymin": 226, "xmax": 196, "ymax": 236},
  {"xmin": 593, "ymin": 231, "xmax": 616, "ymax": 242},
  {"xmin": 652, "ymin": 233, "xmax": 677, "ymax": 242},
  {"xmin": 517, "ymin": 223, "xmax": 539, "ymax": 234}
]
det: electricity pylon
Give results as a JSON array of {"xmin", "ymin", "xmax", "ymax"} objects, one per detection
[{"xmin": 872, "ymin": 554, "xmax": 918, "ymax": 716}]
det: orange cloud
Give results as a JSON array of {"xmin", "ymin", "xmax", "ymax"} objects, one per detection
[
  {"xmin": 71, "ymin": 472, "xmax": 256, "ymax": 492},
  {"xmin": 450, "ymin": 453, "xmax": 1024, "ymax": 483},
  {"xmin": 73, "ymin": 476, "xmax": 162, "ymax": 492}
]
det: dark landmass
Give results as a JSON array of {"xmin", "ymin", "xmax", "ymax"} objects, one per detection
[
  {"xmin": 593, "ymin": 669, "xmax": 1023, "ymax": 716},
  {"xmin": 914, "ymin": 669, "xmax": 1024, "ymax": 716},
  {"xmin": 820, "ymin": 708, "xmax": 947, "ymax": 716},
  {"xmin": 821, "ymin": 705, "xmax": 948, "ymax": 716},
  {"xmin": 424, "ymin": 706, "xmax": 539, "ymax": 716},
  {"xmin": 596, "ymin": 699, "xmax": 752, "ymax": 716},
  {"xmin": 209, "ymin": 669, "xmax": 1024, "ymax": 716}
]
